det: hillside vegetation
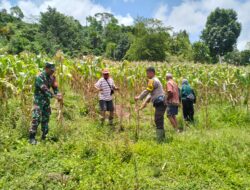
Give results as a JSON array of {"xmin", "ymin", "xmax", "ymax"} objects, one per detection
[{"xmin": 1, "ymin": 7, "xmax": 250, "ymax": 65}]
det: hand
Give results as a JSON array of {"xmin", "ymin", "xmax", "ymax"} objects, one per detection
[
  {"xmin": 134, "ymin": 96, "xmax": 139, "ymax": 101},
  {"xmin": 98, "ymin": 88, "xmax": 103, "ymax": 92},
  {"xmin": 56, "ymin": 93, "xmax": 63, "ymax": 101},
  {"xmin": 115, "ymin": 87, "xmax": 119, "ymax": 91}
]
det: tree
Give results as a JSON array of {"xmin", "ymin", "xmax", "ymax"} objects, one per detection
[
  {"xmin": 10, "ymin": 6, "xmax": 24, "ymax": 19},
  {"xmin": 201, "ymin": 8, "xmax": 241, "ymax": 61},
  {"xmin": 39, "ymin": 7, "xmax": 84, "ymax": 56},
  {"xmin": 168, "ymin": 30, "xmax": 193, "ymax": 60},
  {"xmin": 85, "ymin": 15, "xmax": 103, "ymax": 55},
  {"xmin": 224, "ymin": 50, "xmax": 240, "ymax": 65},
  {"xmin": 125, "ymin": 18, "xmax": 170, "ymax": 61},
  {"xmin": 224, "ymin": 50, "xmax": 250, "ymax": 66},
  {"xmin": 240, "ymin": 50, "xmax": 250, "ymax": 65},
  {"xmin": 113, "ymin": 34, "xmax": 130, "ymax": 60},
  {"xmin": 125, "ymin": 33, "xmax": 168, "ymax": 61},
  {"xmin": 105, "ymin": 42, "xmax": 116, "ymax": 59},
  {"xmin": 192, "ymin": 41, "xmax": 211, "ymax": 63}
]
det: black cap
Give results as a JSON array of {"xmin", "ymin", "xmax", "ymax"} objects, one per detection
[
  {"xmin": 45, "ymin": 62, "xmax": 56, "ymax": 71},
  {"xmin": 146, "ymin": 66, "xmax": 155, "ymax": 73}
]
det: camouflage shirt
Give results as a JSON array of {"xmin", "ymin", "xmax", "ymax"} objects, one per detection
[{"xmin": 34, "ymin": 71, "xmax": 59, "ymax": 103}]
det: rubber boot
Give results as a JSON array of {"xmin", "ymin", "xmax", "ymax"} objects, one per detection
[
  {"xmin": 29, "ymin": 132, "xmax": 37, "ymax": 145},
  {"xmin": 156, "ymin": 129, "xmax": 165, "ymax": 143},
  {"xmin": 41, "ymin": 129, "xmax": 48, "ymax": 141}
]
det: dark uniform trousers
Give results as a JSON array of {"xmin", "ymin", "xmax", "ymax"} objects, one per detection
[{"xmin": 154, "ymin": 103, "xmax": 167, "ymax": 129}]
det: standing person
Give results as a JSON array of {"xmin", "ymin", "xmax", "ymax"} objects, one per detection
[
  {"xmin": 181, "ymin": 79, "xmax": 196, "ymax": 123},
  {"xmin": 95, "ymin": 68, "xmax": 118, "ymax": 126},
  {"xmin": 135, "ymin": 67, "xmax": 166, "ymax": 142},
  {"xmin": 165, "ymin": 73, "xmax": 180, "ymax": 132},
  {"xmin": 29, "ymin": 62, "xmax": 62, "ymax": 145}
]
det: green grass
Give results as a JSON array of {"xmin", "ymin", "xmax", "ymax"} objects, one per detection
[{"xmin": 0, "ymin": 90, "xmax": 249, "ymax": 190}]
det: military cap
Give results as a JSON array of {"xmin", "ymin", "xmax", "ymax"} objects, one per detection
[{"xmin": 45, "ymin": 62, "xmax": 56, "ymax": 71}]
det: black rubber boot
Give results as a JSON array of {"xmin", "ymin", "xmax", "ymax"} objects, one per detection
[
  {"xmin": 41, "ymin": 129, "xmax": 48, "ymax": 141},
  {"xmin": 29, "ymin": 133, "xmax": 37, "ymax": 145},
  {"xmin": 41, "ymin": 132, "xmax": 47, "ymax": 141}
]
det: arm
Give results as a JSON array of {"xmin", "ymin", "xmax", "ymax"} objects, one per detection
[
  {"xmin": 137, "ymin": 90, "xmax": 150, "ymax": 100},
  {"xmin": 139, "ymin": 95, "xmax": 151, "ymax": 110},
  {"xmin": 51, "ymin": 76, "xmax": 63, "ymax": 101},
  {"xmin": 166, "ymin": 81, "xmax": 173, "ymax": 101},
  {"xmin": 51, "ymin": 76, "xmax": 59, "ymax": 95},
  {"xmin": 136, "ymin": 79, "xmax": 155, "ymax": 101},
  {"xmin": 94, "ymin": 79, "xmax": 102, "ymax": 92},
  {"xmin": 111, "ymin": 79, "xmax": 119, "ymax": 90},
  {"xmin": 35, "ymin": 76, "xmax": 54, "ymax": 98}
]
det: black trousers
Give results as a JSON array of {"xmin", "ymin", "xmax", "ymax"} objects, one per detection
[
  {"xmin": 182, "ymin": 100, "xmax": 194, "ymax": 122},
  {"xmin": 154, "ymin": 103, "xmax": 167, "ymax": 129}
]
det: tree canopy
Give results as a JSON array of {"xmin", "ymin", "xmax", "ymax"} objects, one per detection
[
  {"xmin": 201, "ymin": 8, "xmax": 241, "ymax": 58},
  {"xmin": 0, "ymin": 6, "xmax": 248, "ymax": 65}
]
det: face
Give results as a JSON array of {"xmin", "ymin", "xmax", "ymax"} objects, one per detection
[
  {"xmin": 45, "ymin": 68, "xmax": 55, "ymax": 76},
  {"xmin": 146, "ymin": 71, "xmax": 155, "ymax": 79},
  {"xmin": 166, "ymin": 76, "xmax": 171, "ymax": 81},
  {"xmin": 103, "ymin": 73, "xmax": 109, "ymax": 79}
]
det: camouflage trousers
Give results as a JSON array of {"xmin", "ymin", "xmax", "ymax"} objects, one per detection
[{"xmin": 29, "ymin": 100, "xmax": 51, "ymax": 135}]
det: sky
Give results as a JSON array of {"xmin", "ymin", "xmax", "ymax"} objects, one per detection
[{"xmin": 1, "ymin": 0, "xmax": 250, "ymax": 50}]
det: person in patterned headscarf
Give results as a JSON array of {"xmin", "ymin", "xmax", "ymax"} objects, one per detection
[{"xmin": 181, "ymin": 79, "xmax": 196, "ymax": 123}]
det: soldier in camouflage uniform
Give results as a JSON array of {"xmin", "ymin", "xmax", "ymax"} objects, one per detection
[{"xmin": 29, "ymin": 62, "xmax": 62, "ymax": 145}]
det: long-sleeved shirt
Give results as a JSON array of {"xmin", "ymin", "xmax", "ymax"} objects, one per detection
[
  {"xmin": 138, "ymin": 77, "xmax": 165, "ymax": 103},
  {"xmin": 181, "ymin": 84, "xmax": 196, "ymax": 103},
  {"xmin": 34, "ymin": 71, "xmax": 59, "ymax": 102}
]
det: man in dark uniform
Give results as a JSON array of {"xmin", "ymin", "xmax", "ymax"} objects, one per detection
[
  {"xmin": 29, "ymin": 62, "xmax": 62, "ymax": 145},
  {"xmin": 135, "ymin": 67, "xmax": 166, "ymax": 142}
]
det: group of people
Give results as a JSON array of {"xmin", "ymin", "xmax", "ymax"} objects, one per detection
[
  {"xmin": 95, "ymin": 66, "xmax": 196, "ymax": 142},
  {"xmin": 28, "ymin": 63, "xmax": 196, "ymax": 144},
  {"xmin": 141, "ymin": 67, "xmax": 196, "ymax": 141}
]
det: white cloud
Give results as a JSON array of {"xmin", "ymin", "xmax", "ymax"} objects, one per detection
[
  {"xmin": 116, "ymin": 13, "xmax": 133, "ymax": 25},
  {"xmin": 154, "ymin": 3, "xmax": 168, "ymax": 24},
  {"xmin": 154, "ymin": 0, "xmax": 250, "ymax": 50},
  {"xmin": 0, "ymin": 0, "xmax": 11, "ymax": 10},
  {"xmin": 0, "ymin": 0, "xmax": 134, "ymax": 26}
]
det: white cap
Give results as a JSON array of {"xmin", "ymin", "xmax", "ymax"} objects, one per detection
[{"xmin": 166, "ymin": 73, "xmax": 173, "ymax": 78}]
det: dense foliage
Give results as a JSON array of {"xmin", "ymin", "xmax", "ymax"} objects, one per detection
[
  {"xmin": 0, "ymin": 6, "xmax": 249, "ymax": 65},
  {"xmin": 201, "ymin": 8, "xmax": 241, "ymax": 62}
]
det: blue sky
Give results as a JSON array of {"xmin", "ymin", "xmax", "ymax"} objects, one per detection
[
  {"xmin": 94, "ymin": 0, "xmax": 181, "ymax": 18},
  {"xmin": 1, "ymin": 0, "xmax": 250, "ymax": 49}
]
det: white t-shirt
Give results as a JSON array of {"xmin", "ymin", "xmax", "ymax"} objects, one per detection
[{"xmin": 95, "ymin": 77, "xmax": 115, "ymax": 101}]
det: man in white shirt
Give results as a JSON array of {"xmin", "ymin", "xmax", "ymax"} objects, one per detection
[{"xmin": 95, "ymin": 68, "xmax": 118, "ymax": 126}]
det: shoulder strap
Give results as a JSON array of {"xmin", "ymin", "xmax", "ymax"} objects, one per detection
[{"xmin": 105, "ymin": 78, "xmax": 113, "ymax": 91}]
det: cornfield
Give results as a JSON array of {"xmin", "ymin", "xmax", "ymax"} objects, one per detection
[{"xmin": 0, "ymin": 52, "xmax": 249, "ymax": 128}]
